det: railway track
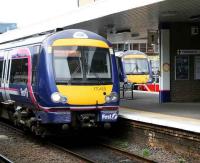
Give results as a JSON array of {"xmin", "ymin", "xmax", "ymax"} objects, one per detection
[
  {"xmin": 0, "ymin": 119, "xmax": 156, "ymax": 163},
  {"xmin": 51, "ymin": 135, "xmax": 156, "ymax": 163},
  {"xmin": 0, "ymin": 120, "xmax": 24, "ymax": 135},
  {"xmin": 0, "ymin": 119, "xmax": 95, "ymax": 163},
  {"xmin": 48, "ymin": 142, "xmax": 96, "ymax": 163},
  {"xmin": 98, "ymin": 143, "xmax": 156, "ymax": 163},
  {"xmin": 0, "ymin": 154, "xmax": 13, "ymax": 163}
]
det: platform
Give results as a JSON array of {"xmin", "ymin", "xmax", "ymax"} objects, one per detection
[{"xmin": 119, "ymin": 91, "xmax": 200, "ymax": 133}]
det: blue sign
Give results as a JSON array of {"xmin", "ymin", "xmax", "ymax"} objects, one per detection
[{"xmin": 100, "ymin": 111, "xmax": 118, "ymax": 122}]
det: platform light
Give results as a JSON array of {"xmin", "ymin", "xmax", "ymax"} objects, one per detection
[
  {"xmin": 189, "ymin": 15, "xmax": 200, "ymax": 22},
  {"xmin": 161, "ymin": 11, "xmax": 177, "ymax": 17}
]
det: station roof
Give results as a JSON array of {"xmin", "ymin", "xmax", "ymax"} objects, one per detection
[
  {"xmin": 71, "ymin": 0, "xmax": 200, "ymax": 39},
  {"xmin": 0, "ymin": 0, "xmax": 163, "ymax": 43},
  {"xmin": 0, "ymin": 0, "xmax": 200, "ymax": 43}
]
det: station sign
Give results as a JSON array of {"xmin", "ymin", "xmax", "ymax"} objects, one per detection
[
  {"xmin": 177, "ymin": 49, "xmax": 200, "ymax": 55},
  {"xmin": 147, "ymin": 30, "xmax": 158, "ymax": 47}
]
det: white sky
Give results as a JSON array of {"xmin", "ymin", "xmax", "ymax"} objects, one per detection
[{"xmin": 0, "ymin": 0, "xmax": 78, "ymax": 27}]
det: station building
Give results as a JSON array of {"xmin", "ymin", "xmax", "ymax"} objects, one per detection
[
  {"xmin": 0, "ymin": 0, "xmax": 199, "ymax": 133},
  {"xmin": 0, "ymin": 0, "xmax": 199, "ymax": 103},
  {"xmin": 73, "ymin": 1, "xmax": 200, "ymax": 133},
  {"xmin": 75, "ymin": 0, "xmax": 200, "ymax": 103}
]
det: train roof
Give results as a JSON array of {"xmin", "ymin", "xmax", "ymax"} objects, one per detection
[
  {"xmin": 0, "ymin": 29, "xmax": 112, "ymax": 50},
  {"xmin": 115, "ymin": 50, "xmax": 146, "ymax": 57},
  {"xmin": 0, "ymin": 34, "xmax": 49, "ymax": 50}
]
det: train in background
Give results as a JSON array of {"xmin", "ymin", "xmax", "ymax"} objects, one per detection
[
  {"xmin": 115, "ymin": 50, "xmax": 153, "ymax": 84},
  {"xmin": 0, "ymin": 29, "xmax": 119, "ymax": 136}
]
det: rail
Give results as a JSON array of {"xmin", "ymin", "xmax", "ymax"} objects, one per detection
[
  {"xmin": 48, "ymin": 143, "xmax": 96, "ymax": 163},
  {"xmin": 0, "ymin": 120, "xmax": 95, "ymax": 163},
  {"xmin": 98, "ymin": 143, "xmax": 156, "ymax": 163},
  {"xmin": 0, "ymin": 154, "xmax": 13, "ymax": 163}
]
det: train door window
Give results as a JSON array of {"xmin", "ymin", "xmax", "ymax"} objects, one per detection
[
  {"xmin": 0, "ymin": 60, "xmax": 3, "ymax": 82},
  {"xmin": 10, "ymin": 58, "xmax": 28, "ymax": 84},
  {"xmin": 32, "ymin": 45, "xmax": 40, "ymax": 84}
]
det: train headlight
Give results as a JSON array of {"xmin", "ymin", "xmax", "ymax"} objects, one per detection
[
  {"xmin": 124, "ymin": 77, "xmax": 128, "ymax": 83},
  {"xmin": 105, "ymin": 92, "xmax": 118, "ymax": 103},
  {"xmin": 105, "ymin": 96, "xmax": 112, "ymax": 103},
  {"xmin": 51, "ymin": 92, "xmax": 67, "ymax": 103}
]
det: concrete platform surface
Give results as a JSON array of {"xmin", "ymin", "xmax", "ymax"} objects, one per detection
[{"xmin": 119, "ymin": 91, "xmax": 200, "ymax": 133}]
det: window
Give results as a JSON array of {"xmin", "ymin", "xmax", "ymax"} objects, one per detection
[
  {"xmin": 53, "ymin": 46, "xmax": 112, "ymax": 84},
  {"xmin": 0, "ymin": 60, "xmax": 3, "ymax": 82},
  {"xmin": 31, "ymin": 45, "xmax": 40, "ymax": 84},
  {"xmin": 112, "ymin": 44, "xmax": 118, "ymax": 52},
  {"xmin": 140, "ymin": 43, "xmax": 147, "ymax": 53},
  {"xmin": 118, "ymin": 44, "xmax": 124, "ymax": 51},
  {"xmin": 175, "ymin": 56, "xmax": 189, "ymax": 80},
  {"xmin": 10, "ymin": 58, "xmax": 28, "ymax": 84},
  {"xmin": 132, "ymin": 43, "xmax": 139, "ymax": 50},
  {"xmin": 123, "ymin": 58, "xmax": 149, "ymax": 74}
]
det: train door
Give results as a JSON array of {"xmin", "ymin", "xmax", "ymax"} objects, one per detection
[
  {"xmin": 0, "ymin": 51, "xmax": 5, "ymax": 102},
  {"xmin": 9, "ymin": 53, "xmax": 29, "ymax": 105},
  {"xmin": 0, "ymin": 50, "xmax": 12, "ymax": 104}
]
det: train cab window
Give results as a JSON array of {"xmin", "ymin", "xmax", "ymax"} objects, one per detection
[
  {"xmin": 0, "ymin": 60, "xmax": 3, "ymax": 82},
  {"xmin": 10, "ymin": 58, "xmax": 28, "ymax": 84},
  {"xmin": 53, "ymin": 46, "xmax": 112, "ymax": 84},
  {"xmin": 53, "ymin": 47, "xmax": 81, "ymax": 80},
  {"xmin": 84, "ymin": 47, "xmax": 112, "ymax": 82}
]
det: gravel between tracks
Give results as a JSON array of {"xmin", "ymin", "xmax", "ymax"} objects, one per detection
[{"xmin": 0, "ymin": 124, "xmax": 83, "ymax": 163}]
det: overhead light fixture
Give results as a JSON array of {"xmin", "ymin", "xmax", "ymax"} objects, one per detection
[
  {"xmin": 131, "ymin": 32, "xmax": 140, "ymax": 37},
  {"xmin": 116, "ymin": 28, "xmax": 131, "ymax": 34},
  {"xmin": 189, "ymin": 15, "xmax": 200, "ymax": 22},
  {"xmin": 161, "ymin": 11, "xmax": 177, "ymax": 17}
]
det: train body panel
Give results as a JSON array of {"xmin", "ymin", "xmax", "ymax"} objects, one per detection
[
  {"xmin": 126, "ymin": 74, "xmax": 150, "ymax": 84},
  {"xmin": 0, "ymin": 29, "xmax": 119, "ymax": 133},
  {"xmin": 57, "ymin": 85, "xmax": 113, "ymax": 105}
]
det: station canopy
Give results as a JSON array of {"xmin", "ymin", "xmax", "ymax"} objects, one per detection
[{"xmin": 0, "ymin": 0, "xmax": 200, "ymax": 43}]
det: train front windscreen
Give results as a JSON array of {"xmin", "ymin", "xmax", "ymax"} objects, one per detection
[
  {"xmin": 123, "ymin": 58, "xmax": 149, "ymax": 75},
  {"xmin": 53, "ymin": 46, "xmax": 112, "ymax": 85}
]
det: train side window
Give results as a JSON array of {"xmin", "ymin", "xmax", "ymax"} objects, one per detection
[
  {"xmin": 10, "ymin": 58, "xmax": 28, "ymax": 84},
  {"xmin": 0, "ymin": 60, "xmax": 3, "ymax": 82}
]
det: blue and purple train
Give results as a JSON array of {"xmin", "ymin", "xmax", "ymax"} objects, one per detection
[{"xmin": 0, "ymin": 29, "xmax": 119, "ymax": 135}]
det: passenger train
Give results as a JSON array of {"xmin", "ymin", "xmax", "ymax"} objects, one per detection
[
  {"xmin": 115, "ymin": 50, "xmax": 152, "ymax": 84},
  {"xmin": 0, "ymin": 29, "xmax": 119, "ymax": 135}
]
